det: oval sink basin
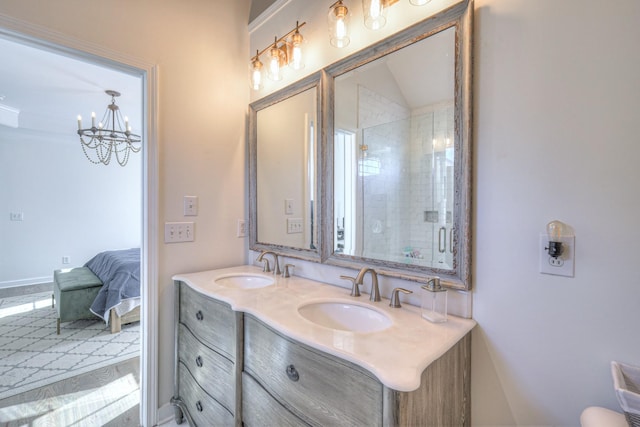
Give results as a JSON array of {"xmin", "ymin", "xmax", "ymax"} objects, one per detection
[
  {"xmin": 214, "ymin": 273, "xmax": 274, "ymax": 289},
  {"xmin": 298, "ymin": 300, "xmax": 392, "ymax": 333}
]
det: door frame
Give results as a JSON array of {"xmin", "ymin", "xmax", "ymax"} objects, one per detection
[{"xmin": 0, "ymin": 14, "xmax": 159, "ymax": 426}]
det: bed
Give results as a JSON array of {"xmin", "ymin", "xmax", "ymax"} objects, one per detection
[{"xmin": 85, "ymin": 248, "xmax": 141, "ymax": 333}]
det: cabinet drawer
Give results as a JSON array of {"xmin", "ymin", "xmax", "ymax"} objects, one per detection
[
  {"xmin": 178, "ymin": 323, "xmax": 235, "ymax": 413},
  {"xmin": 244, "ymin": 316, "xmax": 382, "ymax": 426},
  {"xmin": 242, "ymin": 372, "xmax": 308, "ymax": 427},
  {"xmin": 178, "ymin": 362, "xmax": 234, "ymax": 427},
  {"xmin": 179, "ymin": 282, "xmax": 235, "ymax": 359}
]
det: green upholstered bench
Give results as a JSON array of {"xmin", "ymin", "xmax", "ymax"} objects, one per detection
[{"xmin": 53, "ymin": 267, "xmax": 103, "ymax": 334}]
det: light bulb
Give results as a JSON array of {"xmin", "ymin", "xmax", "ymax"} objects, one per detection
[
  {"xmin": 290, "ymin": 29, "xmax": 304, "ymax": 70},
  {"xmin": 268, "ymin": 41, "xmax": 282, "ymax": 81},
  {"xmin": 546, "ymin": 220, "xmax": 565, "ymax": 242},
  {"xmin": 546, "ymin": 220, "xmax": 565, "ymax": 258},
  {"xmin": 249, "ymin": 53, "xmax": 263, "ymax": 90}
]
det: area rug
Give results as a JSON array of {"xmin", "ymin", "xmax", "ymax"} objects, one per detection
[{"xmin": 0, "ymin": 291, "xmax": 139, "ymax": 401}]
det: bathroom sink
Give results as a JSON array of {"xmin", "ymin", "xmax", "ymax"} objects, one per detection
[
  {"xmin": 214, "ymin": 273, "xmax": 274, "ymax": 289},
  {"xmin": 298, "ymin": 300, "xmax": 392, "ymax": 333}
]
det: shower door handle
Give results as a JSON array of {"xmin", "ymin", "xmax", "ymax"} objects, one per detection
[{"xmin": 439, "ymin": 227, "xmax": 446, "ymax": 253}]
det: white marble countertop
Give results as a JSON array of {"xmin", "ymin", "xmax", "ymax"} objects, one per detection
[{"xmin": 173, "ymin": 265, "xmax": 476, "ymax": 392}]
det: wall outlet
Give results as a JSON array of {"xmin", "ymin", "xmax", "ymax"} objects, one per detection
[
  {"xmin": 237, "ymin": 219, "xmax": 246, "ymax": 238},
  {"xmin": 287, "ymin": 218, "xmax": 303, "ymax": 234},
  {"xmin": 10, "ymin": 212, "xmax": 24, "ymax": 221},
  {"xmin": 165, "ymin": 222, "xmax": 195, "ymax": 243},
  {"xmin": 184, "ymin": 196, "xmax": 198, "ymax": 216},
  {"xmin": 539, "ymin": 234, "xmax": 575, "ymax": 277},
  {"xmin": 62, "ymin": 256, "xmax": 70, "ymax": 264}
]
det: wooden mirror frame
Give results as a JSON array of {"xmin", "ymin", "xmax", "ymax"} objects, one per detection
[
  {"xmin": 249, "ymin": 71, "xmax": 324, "ymax": 262},
  {"xmin": 322, "ymin": 0, "xmax": 473, "ymax": 289}
]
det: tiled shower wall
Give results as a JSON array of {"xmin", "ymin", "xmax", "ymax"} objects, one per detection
[{"xmin": 357, "ymin": 85, "xmax": 454, "ymax": 267}]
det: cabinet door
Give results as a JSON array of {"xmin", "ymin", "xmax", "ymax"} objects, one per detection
[
  {"xmin": 242, "ymin": 372, "xmax": 308, "ymax": 427},
  {"xmin": 244, "ymin": 316, "xmax": 382, "ymax": 426},
  {"xmin": 179, "ymin": 282, "xmax": 236, "ymax": 359},
  {"xmin": 178, "ymin": 323, "xmax": 235, "ymax": 413}
]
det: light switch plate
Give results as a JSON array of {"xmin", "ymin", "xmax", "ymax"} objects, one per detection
[
  {"xmin": 184, "ymin": 196, "xmax": 198, "ymax": 216},
  {"xmin": 285, "ymin": 199, "xmax": 294, "ymax": 215},
  {"xmin": 287, "ymin": 218, "xmax": 303, "ymax": 234},
  {"xmin": 539, "ymin": 234, "xmax": 575, "ymax": 277},
  {"xmin": 165, "ymin": 222, "xmax": 195, "ymax": 243}
]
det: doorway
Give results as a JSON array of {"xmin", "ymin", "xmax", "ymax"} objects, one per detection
[{"xmin": 0, "ymin": 23, "xmax": 157, "ymax": 426}]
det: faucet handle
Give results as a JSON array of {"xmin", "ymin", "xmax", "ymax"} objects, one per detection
[
  {"xmin": 389, "ymin": 288, "xmax": 413, "ymax": 308},
  {"xmin": 340, "ymin": 275, "xmax": 361, "ymax": 297},
  {"xmin": 260, "ymin": 258, "xmax": 271, "ymax": 273},
  {"xmin": 282, "ymin": 264, "xmax": 295, "ymax": 278}
]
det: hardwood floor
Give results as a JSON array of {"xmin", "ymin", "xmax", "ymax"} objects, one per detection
[{"xmin": 0, "ymin": 357, "xmax": 140, "ymax": 427}]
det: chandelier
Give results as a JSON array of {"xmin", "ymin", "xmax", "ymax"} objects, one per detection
[{"xmin": 76, "ymin": 90, "xmax": 141, "ymax": 166}]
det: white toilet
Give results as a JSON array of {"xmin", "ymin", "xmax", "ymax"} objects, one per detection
[{"xmin": 580, "ymin": 406, "xmax": 627, "ymax": 427}]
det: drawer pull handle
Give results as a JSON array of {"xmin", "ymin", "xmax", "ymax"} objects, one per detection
[
  {"xmin": 195, "ymin": 356, "xmax": 203, "ymax": 367},
  {"xmin": 195, "ymin": 401, "xmax": 203, "ymax": 412},
  {"xmin": 286, "ymin": 364, "xmax": 299, "ymax": 382},
  {"xmin": 195, "ymin": 311, "xmax": 203, "ymax": 321}
]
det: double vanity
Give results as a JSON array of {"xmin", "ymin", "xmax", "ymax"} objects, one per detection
[{"xmin": 171, "ymin": 265, "xmax": 475, "ymax": 426}]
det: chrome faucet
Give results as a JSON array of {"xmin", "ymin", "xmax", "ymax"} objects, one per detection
[
  {"xmin": 256, "ymin": 251, "xmax": 281, "ymax": 275},
  {"xmin": 355, "ymin": 267, "xmax": 381, "ymax": 302}
]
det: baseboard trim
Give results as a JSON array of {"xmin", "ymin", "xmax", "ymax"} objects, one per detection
[
  {"xmin": 0, "ymin": 277, "xmax": 51, "ymax": 289},
  {"xmin": 156, "ymin": 402, "xmax": 177, "ymax": 426}
]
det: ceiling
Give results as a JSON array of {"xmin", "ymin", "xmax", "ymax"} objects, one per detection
[{"xmin": 0, "ymin": 36, "xmax": 143, "ymax": 145}]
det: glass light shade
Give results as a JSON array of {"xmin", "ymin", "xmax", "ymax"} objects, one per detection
[
  {"xmin": 249, "ymin": 55, "xmax": 263, "ymax": 91},
  {"xmin": 290, "ymin": 31, "xmax": 304, "ymax": 70},
  {"xmin": 362, "ymin": 0, "xmax": 387, "ymax": 30},
  {"xmin": 268, "ymin": 45, "xmax": 282, "ymax": 81},
  {"xmin": 409, "ymin": 0, "xmax": 432, "ymax": 5},
  {"xmin": 546, "ymin": 220, "xmax": 565, "ymax": 242},
  {"xmin": 328, "ymin": 1, "xmax": 350, "ymax": 48}
]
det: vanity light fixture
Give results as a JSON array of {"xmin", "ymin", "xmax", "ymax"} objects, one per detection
[
  {"xmin": 249, "ymin": 21, "xmax": 307, "ymax": 90},
  {"xmin": 328, "ymin": 0, "xmax": 351, "ymax": 48},
  {"xmin": 545, "ymin": 220, "xmax": 566, "ymax": 258}
]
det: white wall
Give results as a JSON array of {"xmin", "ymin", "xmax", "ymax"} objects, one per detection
[
  {"xmin": 251, "ymin": 0, "xmax": 640, "ymax": 425},
  {"xmin": 0, "ymin": 0, "xmax": 250, "ymax": 417},
  {"xmin": 0, "ymin": 133, "xmax": 142, "ymax": 287}
]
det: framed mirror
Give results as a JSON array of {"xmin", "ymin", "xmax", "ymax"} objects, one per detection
[
  {"xmin": 324, "ymin": 0, "xmax": 473, "ymax": 289},
  {"xmin": 249, "ymin": 72, "xmax": 323, "ymax": 261}
]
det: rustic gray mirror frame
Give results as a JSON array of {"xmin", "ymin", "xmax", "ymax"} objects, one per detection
[
  {"xmin": 249, "ymin": 71, "xmax": 324, "ymax": 262},
  {"xmin": 323, "ymin": 0, "xmax": 473, "ymax": 290}
]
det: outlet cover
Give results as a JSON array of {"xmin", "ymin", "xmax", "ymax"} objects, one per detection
[
  {"xmin": 237, "ymin": 219, "xmax": 246, "ymax": 237},
  {"xmin": 539, "ymin": 234, "xmax": 575, "ymax": 277}
]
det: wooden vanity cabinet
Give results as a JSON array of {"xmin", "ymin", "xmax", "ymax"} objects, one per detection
[
  {"xmin": 172, "ymin": 281, "xmax": 243, "ymax": 427},
  {"xmin": 172, "ymin": 281, "xmax": 471, "ymax": 427},
  {"xmin": 242, "ymin": 315, "xmax": 471, "ymax": 427}
]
